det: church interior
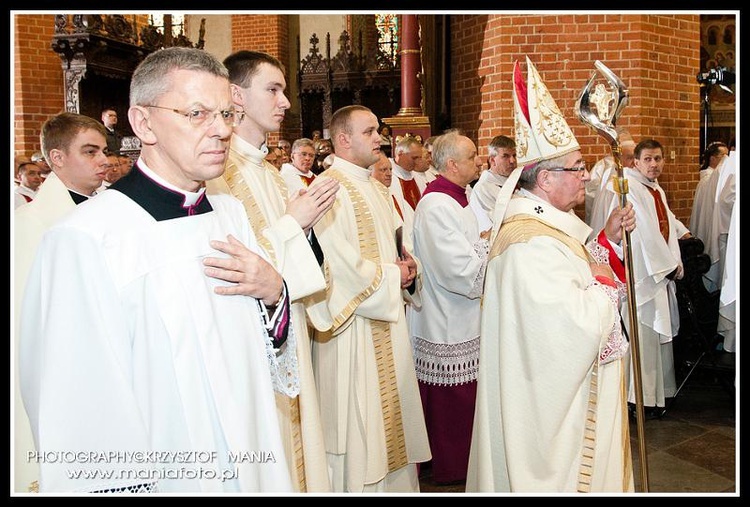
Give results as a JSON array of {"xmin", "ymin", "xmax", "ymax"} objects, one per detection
[{"xmin": 12, "ymin": 11, "xmax": 737, "ymax": 495}]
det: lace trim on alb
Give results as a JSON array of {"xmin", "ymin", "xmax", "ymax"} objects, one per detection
[
  {"xmin": 90, "ymin": 481, "xmax": 158, "ymax": 493},
  {"xmin": 266, "ymin": 311, "xmax": 299, "ymax": 397},
  {"xmin": 468, "ymin": 238, "xmax": 490, "ymax": 299},
  {"xmin": 587, "ymin": 239, "xmax": 610, "ymax": 266},
  {"xmin": 413, "ymin": 336, "xmax": 480, "ymax": 386},
  {"xmin": 586, "ymin": 279, "xmax": 629, "ymax": 365}
]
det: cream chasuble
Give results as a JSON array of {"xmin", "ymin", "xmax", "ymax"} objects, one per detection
[
  {"xmin": 467, "ymin": 194, "xmax": 633, "ymax": 493},
  {"xmin": 311, "ymin": 157, "xmax": 430, "ymax": 492},
  {"xmin": 206, "ymin": 134, "xmax": 331, "ymax": 492}
]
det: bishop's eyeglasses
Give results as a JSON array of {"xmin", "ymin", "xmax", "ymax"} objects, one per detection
[
  {"xmin": 145, "ymin": 105, "xmax": 245, "ymax": 128},
  {"xmin": 545, "ymin": 162, "xmax": 588, "ymax": 178}
]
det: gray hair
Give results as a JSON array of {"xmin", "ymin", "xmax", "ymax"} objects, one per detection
[
  {"xmin": 431, "ymin": 131, "xmax": 463, "ymax": 174},
  {"xmin": 518, "ymin": 154, "xmax": 569, "ymax": 190},
  {"xmin": 422, "ymin": 136, "xmax": 438, "ymax": 150},
  {"xmin": 291, "ymin": 137, "xmax": 315, "ymax": 154},
  {"xmin": 130, "ymin": 47, "xmax": 228, "ymax": 107},
  {"xmin": 394, "ymin": 136, "xmax": 422, "ymax": 156}
]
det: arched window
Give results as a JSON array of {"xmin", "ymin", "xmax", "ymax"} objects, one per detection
[
  {"xmin": 375, "ymin": 14, "xmax": 399, "ymax": 66},
  {"xmin": 723, "ymin": 25, "xmax": 734, "ymax": 45},
  {"xmin": 707, "ymin": 26, "xmax": 719, "ymax": 45},
  {"xmin": 149, "ymin": 14, "xmax": 185, "ymax": 38}
]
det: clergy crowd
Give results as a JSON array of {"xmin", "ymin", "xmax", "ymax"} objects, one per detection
[{"xmin": 13, "ymin": 46, "xmax": 735, "ymax": 495}]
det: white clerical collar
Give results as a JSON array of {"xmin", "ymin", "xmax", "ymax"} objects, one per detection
[
  {"xmin": 624, "ymin": 167, "xmax": 659, "ymax": 188},
  {"xmin": 291, "ymin": 165, "xmax": 314, "ymax": 178},
  {"xmin": 17, "ymin": 185, "xmax": 37, "ymax": 196},
  {"xmin": 392, "ymin": 162, "xmax": 413, "ymax": 181},
  {"xmin": 331, "ymin": 156, "xmax": 370, "ymax": 181},
  {"xmin": 137, "ymin": 157, "xmax": 206, "ymax": 206},
  {"xmin": 513, "ymin": 188, "xmax": 592, "ymax": 243},
  {"xmin": 486, "ymin": 170, "xmax": 509, "ymax": 185},
  {"xmin": 230, "ymin": 134, "xmax": 267, "ymax": 165}
]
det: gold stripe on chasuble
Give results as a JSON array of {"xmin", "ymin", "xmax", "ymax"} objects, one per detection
[
  {"xmin": 289, "ymin": 391, "xmax": 306, "ymax": 492},
  {"xmin": 222, "ymin": 161, "xmax": 277, "ymax": 262},
  {"xmin": 620, "ymin": 360, "xmax": 633, "ymax": 491},
  {"xmin": 222, "ymin": 161, "xmax": 306, "ymax": 491},
  {"xmin": 489, "ymin": 215, "xmax": 591, "ymax": 263},
  {"xmin": 490, "ymin": 214, "xmax": 599, "ymax": 491},
  {"xmin": 577, "ymin": 363, "xmax": 598, "ymax": 493},
  {"xmin": 324, "ymin": 169, "xmax": 409, "ymax": 472}
]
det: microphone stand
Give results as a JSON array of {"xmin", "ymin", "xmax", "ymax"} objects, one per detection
[{"xmin": 701, "ymin": 83, "xmax": 712, "ymax": 154}]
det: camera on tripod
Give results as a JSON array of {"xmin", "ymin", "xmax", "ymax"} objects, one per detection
[{"xmin": 696, "ymin": 67, "xmax": 735, "ymax": 87}]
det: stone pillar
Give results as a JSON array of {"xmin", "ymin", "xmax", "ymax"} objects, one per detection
[
  {"xmin": 397, "ymin": 14, "xmax": 422, "ymax": 117},
  {"xmin": 383, "ymin": 14, "xmax": 431, "ymax": 153}
]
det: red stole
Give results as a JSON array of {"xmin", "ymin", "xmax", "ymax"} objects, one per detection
[
  {"xmin": 596, "ymin": 229, "xmax": 626, "ymax": 282},
  {"xmin": 645, "ymin": 185, "xmax": 669, "ymax": 242},
  {"xmin": 399, "ymin": 176, "xmax": 421, "ymax": 210},
  {"xmin": 22, "ymin": 194, "xmax": 33, "ymax": 203},
  {"xmin": 392, "ymin": 195, "xmax": 404, "ymax": 220},
  {"xmin": 300, "ymin": 174, "xmax": 315, "ymax": 187}
]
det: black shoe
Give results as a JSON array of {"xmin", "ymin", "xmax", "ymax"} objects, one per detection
[
  {"xmin": 644, "ymin": 406, "xmax": 664, "ymax": 420},
  {"xmin": 628, "ymin": 403, "xmax": 637, "ymax": 420},
  {"xmin": 628, "ymin": 404, "xmax": 663, "ymax": 420}
]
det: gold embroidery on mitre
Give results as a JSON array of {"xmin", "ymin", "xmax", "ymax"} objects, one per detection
[
  {"xmin": 513, "ymin": 57, "xmax": 580, "ymax": 167},
  {"xmin": 514, "ymin": 108, "xmax": 530, "ymax": 160},
  {"xmin": 535, "ymin": 79, "xmax": 575, "ymax": 148}
]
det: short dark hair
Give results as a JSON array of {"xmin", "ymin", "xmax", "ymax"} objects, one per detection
[
  {"xmin": 17, "ymin": 160, "xmax": 40, "ymax": 175},
  {"xmin": 701, "ymin": 141, "xmax": 728, "ymax": 169},
  {"xmin": 634, "ymin": 139, "xmax": 664, "ymax": 158},
  {"xmin": 40, "ymin": 112, "xmax": 108, "ymax": 163},
  {"xmin": 329, "ymin": 105, "xmax": 372, "ymax": 144},
  {"xmin": 488, "ymin": 135, "xmax": 515, "ymax": 157},
  {"xmin": 223, "ymin": 50, "xmax": 285, "ymax": 88}
]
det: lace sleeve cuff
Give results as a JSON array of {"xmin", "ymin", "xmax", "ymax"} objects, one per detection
[{"xmin": 468, "ymin": 237, "xmax": 490, "ymax": 299}]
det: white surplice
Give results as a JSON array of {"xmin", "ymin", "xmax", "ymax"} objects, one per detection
[
  {"xmin": 585, "ymin": 155, "xmax": 616, "ymax": 226},
  {"xmin": 410, "ymin": 191, "xmax": 487, "ymax": 385},
  {"xmin": 14, "ymin": 185, "xmax": 37, "ymax": 209},
  {"xmin": 466, "ymin": 193, "xmax": 633, "ymax": 492},
  {"xmin": 14, "ymin": 173, "xmax": 78, "ymax": 493},
  {"xmin": 279, "ymin": 162, "xmax": 315, "ymax": 196},
  {"xmin": 718, "ymin": 202, "xmax": 737, "ymax": 352},
  {"xmin": 712, "ymin": 152, "xmax": 737, "ymax": 351},
  {"xmin": 388, "ymin": 162, "xmax": 419, "ymax": 246},
  {"xmin": 704, "ymin": 153, "xmax": 736, "ymax": 293},
  {"xmin": 412, "ymin": 168, "xmax": 436, "ymax": 194},
  {"xmin": 591, "ymin": 168, "xmax": 684, "ymax": 407},
  {"xmin": 19, "ymin": 189, "xmax": 294, "ymax": 493},
  {"xmin": 689, "ymin": 166, "xmax": 716, "ymax": 245},
  {"xmin": 206, "ymin": 135, "xmax": 331, "ymax": 492},
  {"xmin": 469, "ymin": 170, "xmax": 508, "ymax": 231},
  {"xmin": 311, "ymin": 157, "xmax": 430, "ymax": 492}
]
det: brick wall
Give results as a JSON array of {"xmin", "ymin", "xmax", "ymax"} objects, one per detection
[
  {"xmin": 13, "ymin": 14, "xmax": 64, "ymax": 163},
  {"xmin": 450, "ymin": 14, "xmax": 701, "ymax": 223},
  {"xmin": 231, "ymin": 15, "xmax": 298, "ymax": 145},
  {"xmin": 11, "ymin": 13, "xmax": 707, "ymax": 223}
]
